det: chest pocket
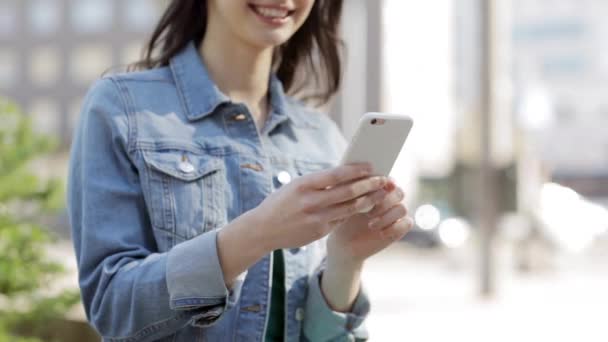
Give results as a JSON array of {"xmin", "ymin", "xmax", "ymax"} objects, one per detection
[{"xmin": 140, "ymin": 149, "xmax": 227, "ymax": 240}]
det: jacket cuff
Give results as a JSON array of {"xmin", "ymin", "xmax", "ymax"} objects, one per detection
[
  {"xmin": 303, "ymin": 270, "xmax": 370, "ymax": 341},
  {"xmin": 166, "ymin": 230, "xmax": 246, "ymax": 326}
]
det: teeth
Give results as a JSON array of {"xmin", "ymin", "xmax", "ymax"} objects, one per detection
[{"xmin": 255, "ymin": 6, "xmax": 288, "ymax": 18}]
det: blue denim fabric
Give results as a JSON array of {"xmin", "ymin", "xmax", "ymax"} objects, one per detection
[{"xmin": 67, "ymin": 42, "xmax": 370, "ymax": 342}]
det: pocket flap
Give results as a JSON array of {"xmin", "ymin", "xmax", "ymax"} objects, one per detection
[{"xmin": 142, "ymin": 150, "xmax": 223, "ymax": 181}]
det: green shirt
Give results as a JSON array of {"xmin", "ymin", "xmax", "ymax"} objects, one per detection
[{"xmin": 265, "ymin": 249, "xmax": 285, "ymax": 342}]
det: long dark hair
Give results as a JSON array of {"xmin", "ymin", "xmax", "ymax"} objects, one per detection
[{"xmin": 130, "ymin": 0, "xmax": 344, "ymax": 104}]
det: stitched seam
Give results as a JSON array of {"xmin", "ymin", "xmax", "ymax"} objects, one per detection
[
  {"xmin": 135, "ymin": 141, "xmax": 239, "ymax": 157},
  {"xmin": 165, "ymin": 173, "xmax": 177, "ymax": 240},
  {"xmin": 170, "ymin": 58, "xmax": 194, "ymax": 120},
  {"xmin": 103, "ymin": 312, "xmax": 189, "ymax": 342},
  {"xmin": 119, "ymin": 78, "xmax": 174, "ymax": 84},
  {"xmin": 171, "ymin": 295, "xmax": 226, "ymax": 302},
  {"xmin": 108, "ymin": 77, "xmax": 137, "ymax": 156}
]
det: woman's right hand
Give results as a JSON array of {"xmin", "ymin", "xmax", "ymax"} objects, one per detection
[{"xmin": 251, "ymin": 163, "xmax": 390, "ymax": 252}]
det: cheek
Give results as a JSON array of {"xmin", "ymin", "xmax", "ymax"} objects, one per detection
[
  {"xmin": 221, "ymin": 0, "xmax": 250, "ymax": 23},
  {"xmin": 294, "ymin": 0, "xmax": 315, "ymax": 25},
  {"xmin": 297, "ymin": 0, "xmax": 316, "ymax": 10}
]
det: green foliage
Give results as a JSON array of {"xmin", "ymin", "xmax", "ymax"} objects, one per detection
[{"xmin": 0, "ymin": 99, "xmax": 80, "ymax": 342}]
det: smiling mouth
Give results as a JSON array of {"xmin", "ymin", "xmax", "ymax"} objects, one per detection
[{"xmin": 248, "ymin": 3, "xmax": 296, "ymax": 22}]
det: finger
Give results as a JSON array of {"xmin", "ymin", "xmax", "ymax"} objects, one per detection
[
  {"xmin": 383, "ymin": 179, "xmax": 397, "ymax": 192},
  {"xmin": 367, "ymin": 186, "xmax": 405, "ymax": 218},
  {"xmin": 321, "ymin": 188, "xmax": 388, "ymax": 222},
  {"xmin": 368, "ymin": 204, "xmax": 408, "ymax": 231},
  {"xmin": 315, "ymin": 176, "xmax": 388, "ymax": 208},
  {"xmin": 378, "ymin": 217, "xmax": 415, "ymax": 241},
  {"xmin": 305, "ymin": 163, "xmax": 373, "ymax": 190}
]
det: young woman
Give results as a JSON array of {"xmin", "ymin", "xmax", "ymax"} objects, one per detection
[{"xmin": 67, "ymin": 1, "xmax": 413, "ymax": 341}]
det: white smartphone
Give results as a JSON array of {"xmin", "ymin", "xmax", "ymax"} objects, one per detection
[
  {"xmin": 340, "ymin": 112, "xmax": 413, "ymax": 212},
  {"xmin": 340, "ymin": 112, "xmax": 414, "ymax": 175}
]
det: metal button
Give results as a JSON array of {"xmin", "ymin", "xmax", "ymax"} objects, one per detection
[
  {"xmin": 178, "ymin": 155, "xmax": 195, "ymax": 173},
  {"xmin": 295, "ymin": 307, "xmax": 305, "ymax": 321},
  {"xmin": 232, "ymin": 113, "xmax": 247, "ymax": 121},
  {"xmin": 276, "ymin": 171, "xmax": 292, "ymax": 185}
]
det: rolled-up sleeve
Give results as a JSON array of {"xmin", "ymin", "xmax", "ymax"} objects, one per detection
[
  {"xmin": 303, "ymin": 269, "xmax": 370, "ymax": 342},
  {"xmin": 67, "ymin": 78, "xmax": 242, "ymax": 341},
  {"xmin": 166, "ymin": 229, "xmax": 246, "ymax": 318}
]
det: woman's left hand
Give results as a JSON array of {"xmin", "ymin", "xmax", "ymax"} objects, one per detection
[{"xmin": 326, "ymin": 179, "xmax": 414, "ymax": 267}]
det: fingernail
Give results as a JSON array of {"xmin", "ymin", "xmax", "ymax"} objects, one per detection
[{"xmin": 384, "ymin": 181, "xmax": 396, "ymax": 191}]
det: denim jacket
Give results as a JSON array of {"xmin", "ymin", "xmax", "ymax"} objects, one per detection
[{"xmin": 67, "ymin": 42, "xmax": 370, "ymax": 342}]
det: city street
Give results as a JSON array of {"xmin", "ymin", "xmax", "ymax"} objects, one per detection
[{"xmin": 363, "ymin": 243, "xmax": 608, "ymax": 342}]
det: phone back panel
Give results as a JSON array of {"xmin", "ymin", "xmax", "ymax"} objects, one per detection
[{"xmin": 340, "ymin": 113, "xmax": 413, "ymax": 176}]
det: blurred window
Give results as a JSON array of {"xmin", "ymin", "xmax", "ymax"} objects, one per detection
[
  {"xmin": 29, "ymin": 0, "xmax": 61, "ymax": 35},
  {"xmin": 72, "ymin": 0, "xmax": 113, "ymax": 34},
  {"xmin": 0, "ymin": 1, "xmax": 17, "ymax": 36},
  {"xmin": 125, "ymin": 0, "xmax": 159, "ymax": 32},
  {"xmin": 29, "ymin": 46, "xmax": 61, "ymax": 87},
  {"xmin": 71, "ymin": 44, "xmax": 112, "ymax": 83},
  {"xmin": 0, "ymin": 50, "xmax": 17, "ymax": 88}
]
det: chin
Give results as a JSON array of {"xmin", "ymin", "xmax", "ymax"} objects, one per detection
[{"xmin": 245, "ymin": 30, "xmax": 293, "ymax": 49}]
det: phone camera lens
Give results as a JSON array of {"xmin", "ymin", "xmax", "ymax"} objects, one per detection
[{"xmin": 371, "ymin": 119, "xmax": 378, "ymax": 125}]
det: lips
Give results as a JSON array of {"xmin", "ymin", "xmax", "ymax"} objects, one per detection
[{"xmin": 248, "ymin": 3, "xmax": 295, "ymax": 23}]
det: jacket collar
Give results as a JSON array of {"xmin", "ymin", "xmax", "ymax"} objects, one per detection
[{"xmin": 169, "ymin": 41, "xmax": 291, "ymax": 127}]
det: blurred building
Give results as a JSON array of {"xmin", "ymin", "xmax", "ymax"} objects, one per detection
[
  {"xmin": 0, "ymin": 0, "xmax": 165, "ymax": 144},
  {"xmin": 512, "ymin": 0, "xmax": 608, "ymax": 177},
  {"xmin": 452, "ymin": 0, "xmax": 608, "ymax": 199}
]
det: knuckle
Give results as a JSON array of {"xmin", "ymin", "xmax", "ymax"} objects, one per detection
[
  {"xmin": 353, "ymin": 183, "xmax": 365, "ymax": 196},
  {"xmin": 393, "ymin": 231, "xmax": 405, "ymax": 241},
  {"xmin": 370, "ymin": 193, "xmax": 381, "ymax": 204},
  {"xmin": 376, "ymin": 202, "xmax": 388, "ymax": 213},
  {"xmin": 388, "ymin": 225, "xmax": 405, "ymax": 241},
  {"xmin": 367, "ymin": 207, "xmax": 381, "ymax": 218},
  {"xmin": 353, "ymin": 197, "xmax": 366, "ymax": 210},
  {"xmin": 374, "ymin": 177, "xmax": 385, "ymax": 188},
  {"xmin": 294, "ymin": 180, "xmax": 309, "ymax": 193},
  {"xmin": 381, "ymin": 229, "xmax": 395, "ymax": 241},
  {"xmin": 344, "ymin": 185, "xmax": 357, "ymax": 198},
  {"xmin": 329, "ymin": 172, "xmax": 342, "ymax": 185},
  {"xmin": 396, "ymin": 188, "xmax": 405, "ymax": 201},
  {"xmin": 396, "ymin": 204, "xmax": 408, "ymax": 217},
  {"xmin": 396, "ymin": 219, "xmax": 411, "ymax": 235},
  {"xmin": 405, "ymin": 217, "xmax": 415, "ymax": 230}
]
